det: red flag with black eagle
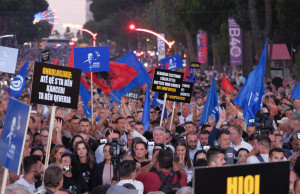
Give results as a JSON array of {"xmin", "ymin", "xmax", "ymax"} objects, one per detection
[
  {"xmin": 85, "ymin": 62, "xmax": 138, "ymax": 95},
  {"xmin": 221, "ymin": 75, "xmax": 234, "ymax": 95}
]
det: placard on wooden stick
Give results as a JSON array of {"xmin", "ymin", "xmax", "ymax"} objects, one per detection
[
  {"xmin": 193, "ymin": 161, "xmax": 289, "ymax": 194},
  {"xmin": 152, "ymin": 68, "xmax": 183, "ymax": 95},
  {"xmin": 158, "ymin": 81, "xmax": 193, "ymax": 103},
  {"xmin": 30, "ymin": 62, "xmax": 81, "ymax": 109}
]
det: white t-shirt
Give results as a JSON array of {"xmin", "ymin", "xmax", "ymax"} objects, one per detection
[
  {"xmin": 246, "ymin": 154, "xmax": 269, "ymax": 164},
  {"xmin": 117, "ymin": 179, "xmax": 144, "ymax": 194}
]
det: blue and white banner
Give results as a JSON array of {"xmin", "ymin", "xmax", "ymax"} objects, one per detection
[
  {"xmin": 0, "ymin": 46, "xmax": 18, "ymax": 74},
  {"xmin": 161, "ymin": 54, "xmax": 183, "ymax": 70},
  {"xmin": 0, "ymin": 98, "xmax": 31, "ymax": 174},
  {"xmin": 74, "ymin": 46, "xmax": 110, "ymax": 73}
]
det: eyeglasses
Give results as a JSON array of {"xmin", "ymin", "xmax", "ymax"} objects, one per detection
[
  {"xmin": 41, "ymin": 135, "xmax": 48, "ymax": 139},
  {"xmin": 150, "ymin": 111, "xmax": 155, "ymax": 114}
]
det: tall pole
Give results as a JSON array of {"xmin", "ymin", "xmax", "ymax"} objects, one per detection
[{"xmin": 78, "ymin": 29, "xmax": 97, "ymax": 125}]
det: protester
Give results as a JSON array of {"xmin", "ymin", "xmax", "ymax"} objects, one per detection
[
  {"xmin": 15, "ymin": 155, "xmax": 43, "ymax": 193},
  {"xmin": 43, "ymin": 166, "xmax": 64, "ymax": 193},
  {"xmin": 72, "ymin": 140, "xmax": 95, "ymax": 191},
  {"xmin": 136, "ymin": 149, "xmax": 187, "ymax": 193},
  {"xmin": 49, "ymin": 145, "xmax": 66, "ymax": 167}
]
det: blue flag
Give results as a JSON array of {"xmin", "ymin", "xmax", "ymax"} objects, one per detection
[
  {"xmin": 152, "ymin": 92, "xmax": 168, "ymax": 119},
  {"xmin": 188, "ymin": 73, "xmax": 196, "ymax": 84},
  {"xmin": 79, "ymin": 82, "xmax": 101, "ymax": 121},
  {"xmin": 142, "ymin": 84, "xmax": 151, "ymax": 131},
  {"xmin": 109, "ymin": 51, "xmax": 152, "ymax": 104},
  {"xmin": 8, "ymin": 61, "xmax": 28, "ymax": 98},
  {"xmin": 233, "ymin": 39, "xmax": 268, "ymax": 125},
  {"xmin": 161, "ymin": 54, "xmax": 183, "ymax": 70},
  {"xmin": 292, "ymin": 81, "xmax": 300, "ymax": 100},
  {"xmin": 198, "ymin": 73, "xmax": 219, "ymax": 127}
]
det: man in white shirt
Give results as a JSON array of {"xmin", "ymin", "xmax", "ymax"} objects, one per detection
[
  {"xmin": 15, "ymin": 155, "xmax": 43, "ymax": 193},
  {"xmin": 247, "ymin": 135, "xmax": 271, "ymax": 164},
  {"xmin": 228, "ymin": 125, "xmax": 253, "ymax": 152},
  {"xmin": 117, "ymin": 160, "xmax": 144, "ymax": 194}
]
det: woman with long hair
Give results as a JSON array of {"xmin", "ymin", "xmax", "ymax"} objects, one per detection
[
  {"xmin": 133, "ymin": 141, "xmax": 150, "ymax": 167},
  {"xmin": 93, "ymin": 143, "xmax": 114, "ymax": 188},
  {"xmin": 49, "ymin": 145, "xmax": 66, "ymax": 167},
  {"xmin": 60, "ymin": 153, "xmax": 89, "ymax": 194},
  {"xmin": 73, "ymin": 140, "xmax": 95, "ymax": 191},
  {"xmin": 174, "ymin": 139, "xmax": 193, "ymax": 183}
]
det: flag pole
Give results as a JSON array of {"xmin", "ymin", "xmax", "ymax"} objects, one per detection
[
  {"xmin": 169, "ymin": 102, "xmax": 176, "ymax": 131},
  {"xmin": 1, "ymin": 168, "xmax": 8, "ymax": 194},
  {"xmin": 44, "ymin": 106, "xmax": 56, "ymax": 171},
  {"xmin": 160, "ymin": 93, "xmax": 167, "ymax": 126},
  {"xmin": 91, "ymin": 72, "xmax": 93, "ymax": 125}
]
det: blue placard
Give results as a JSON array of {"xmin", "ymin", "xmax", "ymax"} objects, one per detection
[
  {"xmin": 161, "ymin": 54, "xmax": 183, "ymax": 70},
  {"xmin": 0, "ymin": 98, "xmax": 30, "ymax": 174},
  {"xmin": 74, "ymin": 46, "xmax": 110, "ymax": 73}
]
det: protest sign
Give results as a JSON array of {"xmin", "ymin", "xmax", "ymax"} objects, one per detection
[
  {"xmin": 124, "ymin": 86, "xmax": 141, "ymax": 100},
  {"xmin": 194, "ymin": 161, "xmax": 289, "ymax": 194},
  {"xmin": 161, "ymin": 54, "xmax": 183, "ymax": 70},
  {"xmin": 0, "ymin": 98, "xmax": 31, "ymax": 174},
  {"xmin": 228, "ymin": 17, "xmax": 243, "ymax": 66},
  {"xmin": 152, "ymin": 68, "xmax": 183, "ymax": 95},
  {"xmin": 74, "ymin": 46, "xmax": 110, "ymax": 72},
  {"xmin": 30, "ymin": 62, "xmax": 81, "ymax": 109},
  {"xmin": 158, "ymin": 81, "xmax": 193, "ymax": 103},
  {"xmin": 190, "ymin": 62, "xmax": 201, "ymax": 68},
  {"xmin": 41, "ymin": 49, "xmax": 50, "ymax": 63},
  {"xmin": 0, "ymin": 46, "xmax": 18, "ymax": 74}
]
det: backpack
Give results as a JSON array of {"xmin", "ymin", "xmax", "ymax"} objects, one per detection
[{"xmin": 154, "ymin": 170, "xmax": 182, "ymax": 194}]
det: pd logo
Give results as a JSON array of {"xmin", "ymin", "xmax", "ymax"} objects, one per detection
[{"xmin": 9, "ymin": 75, "xmax": 24, "ymax": 91}]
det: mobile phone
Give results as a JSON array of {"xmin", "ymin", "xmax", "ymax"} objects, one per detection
[
  {"xmin": 147, "ymin": 141, "xmax": 155, "ymax": 146},
  {"xmin": 63, "ymin": 165, "xmax": 71, "ymax": 172},
  {"xmin": 100, "ymin": 139, "xmax": 107, "ymax": 144}
]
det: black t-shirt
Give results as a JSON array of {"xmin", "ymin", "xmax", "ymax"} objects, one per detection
[
  {"xmin": 63, "ymin": 175, "xmax": 89, "ymax": 194},
  {"xmin": 72, "ymin": 162, "xmax": 94, "ymax": 190}
]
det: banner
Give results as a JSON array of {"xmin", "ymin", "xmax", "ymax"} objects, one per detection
[
  {"xmin": 194, "ymin": 161, "xmax": 289, "ymax": 194},
  {"xmin": 228, "ymin": 17, "xmax": 243, "ymax": 66},
  {"xmin": 157, "ymin": 33, "xmax": 165, "ymax": 61},
  {"xmin": 197, "ymin": 30, "xmax": 207, "ymax": 64},
  {"xmin": 190, "ymin": 62, "xmax": 201, "ymax": 68},
  {"xmin": 158, "ymin": 81, "xmax": 193, "ymax": 103},
  {"xmin": 74, "ymin": 46, "xmax": 110, "ymax": 72},
  {"xmin": 0, "ymin": 98, "xmax": 30, "ymax": 174},
  {"xmin": 30, "ymin": 62, "xmax": 81, "ymax": 109},
  {"xmin": 161, "ymin": 54, "xmax": 183, "ymax": 70},
  {"xmin": 124, "ymin": 86, "xmax": 141, "ymax": 100},
  {"xmin": 41, "ymin": 49, "xmax": 50, "ymax": 63},
  {"xmin": 152, "ymin": 68, "xmax": 183, "ymax": 95},
  {"xmin": 0, "ymin": 46, "xmax": 18, "ymax": 74}
]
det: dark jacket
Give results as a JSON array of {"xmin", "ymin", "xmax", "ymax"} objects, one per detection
[{"xmin": 92, "ymin": 161, "xmax": 106, "ymax": 189}]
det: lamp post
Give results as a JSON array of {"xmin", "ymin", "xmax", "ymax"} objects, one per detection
[
  {"xmin": 129, "ymin": 24, "xmax": 175, "ymax": 49},
  {"xmin": 0, "ymin": 34, "xmax": 14, "ymax": 39},
  {"xmin": 78, "ymin": 28, "xmax": 97, "ymax": 47}
]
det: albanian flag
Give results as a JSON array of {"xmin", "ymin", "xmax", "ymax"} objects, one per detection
[
  {"xmin": 86, "ymin": 62, "xmax": 138, "ymax": 96},
  {"xmin": 221, "ymin": 75, "xmax": 234, "ymax": 95}
]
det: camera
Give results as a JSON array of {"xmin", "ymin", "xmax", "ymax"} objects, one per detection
[
  {"xmin": 109, "ymin": 138, "xmax": 126, "ymax": 181},
  {"xmin": 255, "ymin": 111, "xmax": 274, "ymax": 134}
]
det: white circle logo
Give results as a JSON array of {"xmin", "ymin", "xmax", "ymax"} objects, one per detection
[{"xmin": 9, "ymin": 75, "xmax": 23, "ymax": 91}]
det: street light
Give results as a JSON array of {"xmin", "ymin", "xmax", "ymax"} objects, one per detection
[
  {"xmin": 128, "ymin": 24, "xmax": 175, "ymax": 49},
  {"xmin": 0, "ymin": 35, "xmax": 14, "ymax": 39},
  {"xmin": 78, "ymin": 28, "xmax": 97, "ymax": 47}
]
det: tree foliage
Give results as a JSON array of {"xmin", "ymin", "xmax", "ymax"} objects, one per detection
[{"xmin": 0, "ymin": 0, "xmax": 52, "ymax": 44}]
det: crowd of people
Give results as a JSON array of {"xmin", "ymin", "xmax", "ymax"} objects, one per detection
[{"xmin": 0, "ymin": 45, "xmax": 300, "ymax": 194}]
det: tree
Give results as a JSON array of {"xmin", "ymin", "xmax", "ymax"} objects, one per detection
[
  {"xmin": 0, "ymin": 0, "xmax": 51, "ymax": 44},
  {"xmin": 174, "ymin": 0, "xmax": 235, "ymax": 70}
]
